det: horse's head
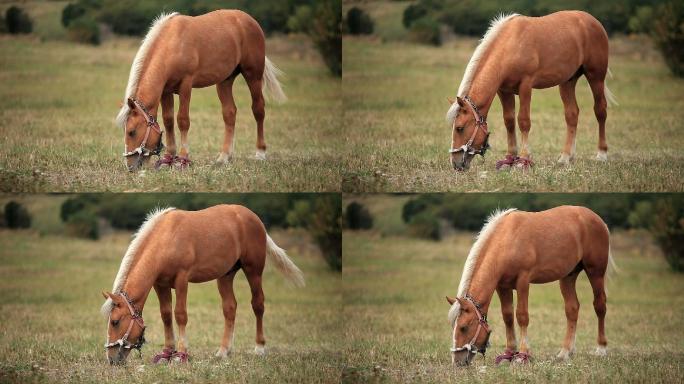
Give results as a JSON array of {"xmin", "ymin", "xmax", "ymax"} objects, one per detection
[
  {"xmin": 447, "ymin": 295, "xmax": 491, "ymax": 367},
  {"xmin": 121, "ymin": 98, "xmax": 163, "ymax": 172},
  {"xmin": 102, "ymin": 291, "xmax": 146, "ymax": 365},
  {"xmin": 448, "ymin": 97, "xmax": 489, "ymax": 171}
]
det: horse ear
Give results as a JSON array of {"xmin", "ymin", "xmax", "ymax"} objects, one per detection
[
  {"xmin": 447, "ymin": 97, "xmax": 455, "ymax": 105},
  {"xmin": 446, "ymin": 296, "xmax": 457, "ymax": 305},
  {"xmin": 456, "ymin": 96, "xmax": 465, "ymax": 108},
  {"xmin": 127, "ymin": 98, "xmax": 135, "ymax": 109},
  {"xmin": 102, "ymin": 291, "xmax": 111, "ymax": 300}
]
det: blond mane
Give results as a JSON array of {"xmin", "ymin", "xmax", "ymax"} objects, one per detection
[
  {"xmin": 100, "ymin": 207, "xmax": 175, "ymax": 317},
  {"xmin": 115, "ymin": 12, "xmax": 178, "ymax": 128},
  {"xmin": 448, "ymin": 208, "xmax": 517, "ymax": 326},
  {"xmin": 446, "ymin": 13, "xmax": 519, "ymax": 124}
]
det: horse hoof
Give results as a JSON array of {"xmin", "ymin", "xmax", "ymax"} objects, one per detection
[
  {"xmin": 215, "ymin": 348, "xmax": 231, "ymax": 358},
  {"xmin": 555, "ymin": 349, "xmax": 572, "ymax": 361},
  {"xmin": 593, "ymin": 346, "xmax": 607, "ymax": 356},
  {"xmin": 215, "ymin": 153, "xmax": 232, "ymax": 165},
  {"xmin": 557, "ymin": 153, "xmax": 572, "ymax": 165},
  {"xmin": 255, "ymin": 150, "xmax": 267, "ymax": 160},
  {"xmin": 254, "ymin": 345, "xmax": 266, "ymax": 356},
  {"xmin": 513, "ymin": 157, "xmax": 533, "ymax": 169},
  {"xmin": 171, "ymin": 351, "xmax": 189, "ymax": 363},
  {"xmin": 512, "ymin": 352, "xmax": 531, "ymax": 364},
  {"xmin": 174, "ymin": 156, "xmax": 192, "ymax": 170},
  {"xmin": 595, "ymin": 150, "xmax": 608, "ymax": 162}
]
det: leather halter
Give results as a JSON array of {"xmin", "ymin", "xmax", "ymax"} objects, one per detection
[
  {"xmin": 122, "ymin": 98, "xmax": 164, "ymax": 158},
  {"xmin": 449, "ymin": 96, "xmax": 491, "ymax": 159},
  {"xmin": 104, "ymin": 291, "xmax": 146, "ymax": 354},
  {"xmin": 450, "ymin": 293, "xmax": 491, "ymax": 357}
]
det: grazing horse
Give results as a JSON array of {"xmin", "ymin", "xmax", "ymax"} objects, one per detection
[
  {"xmin": 116, "ymin": 10, "xmax": 287, "ymax": 172},
  {"xmin": 446, "ymin": 206, "xmax": 615, "ymax": 366},
  {"xmin": 446, "ymin": 11, "xmax": 617, "ymax": 171},
  {"xmin": 100, "ymin": 205, "xmax": 304, "ymax": 365}
]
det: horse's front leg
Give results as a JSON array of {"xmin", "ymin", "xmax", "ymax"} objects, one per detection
[
  {"xmin": 516, "ymin": 80, "xmax": 534, "ymax": 167},
  {"xmin": 152, "ymin": 285, "xmax": 176, "ymax": 363},
  {"xmin": 495, "ymin": 91, "xmax": 519, "ymax": 170},
  {"xmin": 173, "ymin": 273, "xmax": 190, "ymax": 362},
  {"xmin": 558, "ymin": 78, "xmax": 579, "ymax": 165},
  {"xmin": 215, "ymin": 272, "xmax": 238, "ymax": 358},
  {"xmin": 175, "ymin": 77, "xmax": 193, "ymax": 169},
  {"xmin": 155, "ymin": 93, "xmax": 177, "ymax": 169},
  {"xmin": 495, "ymin": 287, "xmax": 518, "ymax": 364},
  {"xmin": 514, "ymin": 277, "xmax": 532, "ymax": 363}
]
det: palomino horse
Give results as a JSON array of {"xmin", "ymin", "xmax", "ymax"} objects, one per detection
[
  {"xmin": 446, "ymin": 206, "xmax": 615, "ymax": 366},
  {"xmin": 446, "ymin": 11, "xmax": 617, "ymax": 171},
  {"xmin": 100, "ymin": 205, "xmax": 304, "ymax": 365},
  {"xmin": 116, "ymin": 10, "xmax": 287, "ymax": 172}
]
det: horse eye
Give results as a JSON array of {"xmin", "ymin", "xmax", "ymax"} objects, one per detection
[
  {"xmin": 128, "ymin": 130, "xmax": 135, "ymax": 137},
  {"xmin": 456, "ymin": 126, "xmax": 464, "ymax": 132},
  {"xmin": 460, "ymin": 326, "xmax": 467, "ymax": 333},
  {"xmin": 111, "ymin": 319, "xmax": 119, "ymax": 327}
]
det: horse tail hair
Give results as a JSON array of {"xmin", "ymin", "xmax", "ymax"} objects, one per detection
[
  {"xmin": 265, "ymin": 234, "xmax": 305, "ymax": 287},
  {"xmin": 604, "ymin": 68, "xmax": 618, "ymax": 107},
  {"xmin": 262, "ymin": 56, "xmax": 287, "ymax": 103}
]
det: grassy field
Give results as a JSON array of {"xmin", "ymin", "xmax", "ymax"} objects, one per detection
[
  {"xmin": 0, "ymin": 2, "xmax": 341, "ymax": 192},
  {"xmin": 342, "ymin": 2, "xmax": 684, "ymax": 192},
  {"xmin": 342, "ymin": 227, "xmax": 684, "ymax": 383},
  {"xmin": 0, "ymin": 227, "xmax": 342, "ymax": 383}
]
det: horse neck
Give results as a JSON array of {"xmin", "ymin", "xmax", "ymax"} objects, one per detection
[
  {"xmin": 464, "ymin": 249, "xmax": 501, "ymax": 314},
  {"xmin": 134, "ymin": 57, "xmax": 167, "ymax": 117},
  {"xmin": 120, "ymin": 250, "xmax": 159, "ymax": 314},
  {"xmin": 465, "ymin": 57, "xmax": 503, "ymax": 119}
]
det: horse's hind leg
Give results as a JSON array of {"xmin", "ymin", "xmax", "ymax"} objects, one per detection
[
  {"xmin": 215, "ymin": 272, "xmax": 238, "ymax": 358},
  {"xmin": 557, "ymin": 273, "xmax": 580, "ymax": 360},
  {"xmin": 243, "ymin": 73, "xmax": 267, "ymax": 160},
  {"xmin": 558, "ymin": 77, "xmax": 580, "ymax": 164},
  {"xmin": 588, "ymin": 274, "xmax": 608, "ymax": 356},
  {"xmin": 586, "ymin": 76, "xmax": 609, "ymax": 161},
  {"xmin": 215, "ymin": 76, "xmax": 238, "ymax": 164},
  {"xmin": 173, "ymin": 273, "xmax": 190, "ymax": 361},
  {"xmin": 243, "ymin": 265, "xmax": 266, "ymax": 355}
]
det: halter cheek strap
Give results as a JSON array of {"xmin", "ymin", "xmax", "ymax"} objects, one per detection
[
  {"xmin": 449, "ymin": 96, "xmax": 491, "ymax": 158},
  {"xmin": 122, "ymin": 99, "xmax": 164, "ymax": 158},
  {"xmin": 104, "ymin": 291, "xmax": 146, "ymax": 354},
  {"xmin": 450, "ymin": 293, "xmax": 491, "ymax": 356}
]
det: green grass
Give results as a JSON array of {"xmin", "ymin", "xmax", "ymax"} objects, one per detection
[
  {"xmin": 0, "ymin": 228, "xmax": 342, "ymax": 383},
  {"xmin": 342, "ymin": 229, "xmax": 684, "ymax": 383},
  {"xmin": 0, "ymin": 13, "xmax": 341, "ymax": 191},
  {"xmin": 342, "ymin": 33, "xmax": 684, "ymax": 192}
]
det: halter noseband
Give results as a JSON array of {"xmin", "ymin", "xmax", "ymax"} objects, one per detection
[
  {"xmin": 450, "ymin": 293, "xmax": 491, "ymax": 358},
  {"xmin": 104, "ymin": 291, "xmax": 146, "ymax": 354},
  {"xmin": 449, "ymin": 96, "xmax": 491, "ymax": 160},
  {"xmin": 122, "ymin": 98, "xmax": 164, "ymax": 158}
]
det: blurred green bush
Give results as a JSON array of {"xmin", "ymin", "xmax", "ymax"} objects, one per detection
[
  {"xmin": 651, "ymin": 1, "xmax": 684, "ymax": 77},
  {"xmin": 65, "ymin": 210, "xmax": 100, "ymax": 240},
  {"xmin": 408, "ymin": 16, "xmax": 441, "ymax": 46},
  {"xmin": 346, "ymin": 7, "xmax": 374, "ymax": 35},
  {"xmin": 3, "ymin": 201, "xmax": 32, "ymax": 229},
  {"xmin": 344, "ymin": 201, "xmax": 373, "ymax": 230},
  {"xmin": 5, "ymin": 6, "xmax": 33, "ymax": 34},
  {"xmin": 67, "ymin": 17, "xmax": 101, "ymax": 45}
]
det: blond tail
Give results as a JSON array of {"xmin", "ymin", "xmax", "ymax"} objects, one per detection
[
  {"xmin": 266, "ymin": 234, "xmax": 304, "ymax": 287},
  {"xmin": 605, "ymin": 68, "xmax": 618, "ymax": 107},
  {"xmin": 263, "ymin": 56, "xmax": 287, "ymax": 103}
]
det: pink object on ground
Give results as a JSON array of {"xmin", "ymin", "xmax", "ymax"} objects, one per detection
[
  {"xmin": 494, "ymin": 349, "xmax": 517, "ymax": 365},
  {"xmin": 174, "ymin": 156, "xmax": 192, "ymax": 170},
  {"xmin": 513, "ymin": 351, "xmax": 532, "ymax": 363},
  {"xmin": 513, "ymin": 157, "xmax": 534, "ymax": 169},
  {"xmin": 171, "ymin": 351, "xmax": 189, "ymax": 363},
  {"xmin": 155, "ymin": 154, "xmax": 176, "ymax": 170},
  {"xmin": 151, "ymin": 347, "xmax": 176, "ymax": 364},
  {"xmin": 495, "ymin": 155, "xmax": 519, "ymax": 170}
]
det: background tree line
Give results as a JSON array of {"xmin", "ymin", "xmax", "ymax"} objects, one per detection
[
  {"xmin": 344, "ymin": 194, "xmax": 684, "ymax": 272},
  {"xmin": 1, "ymin": 194, "xmax": 341, "ymax": 272}
]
